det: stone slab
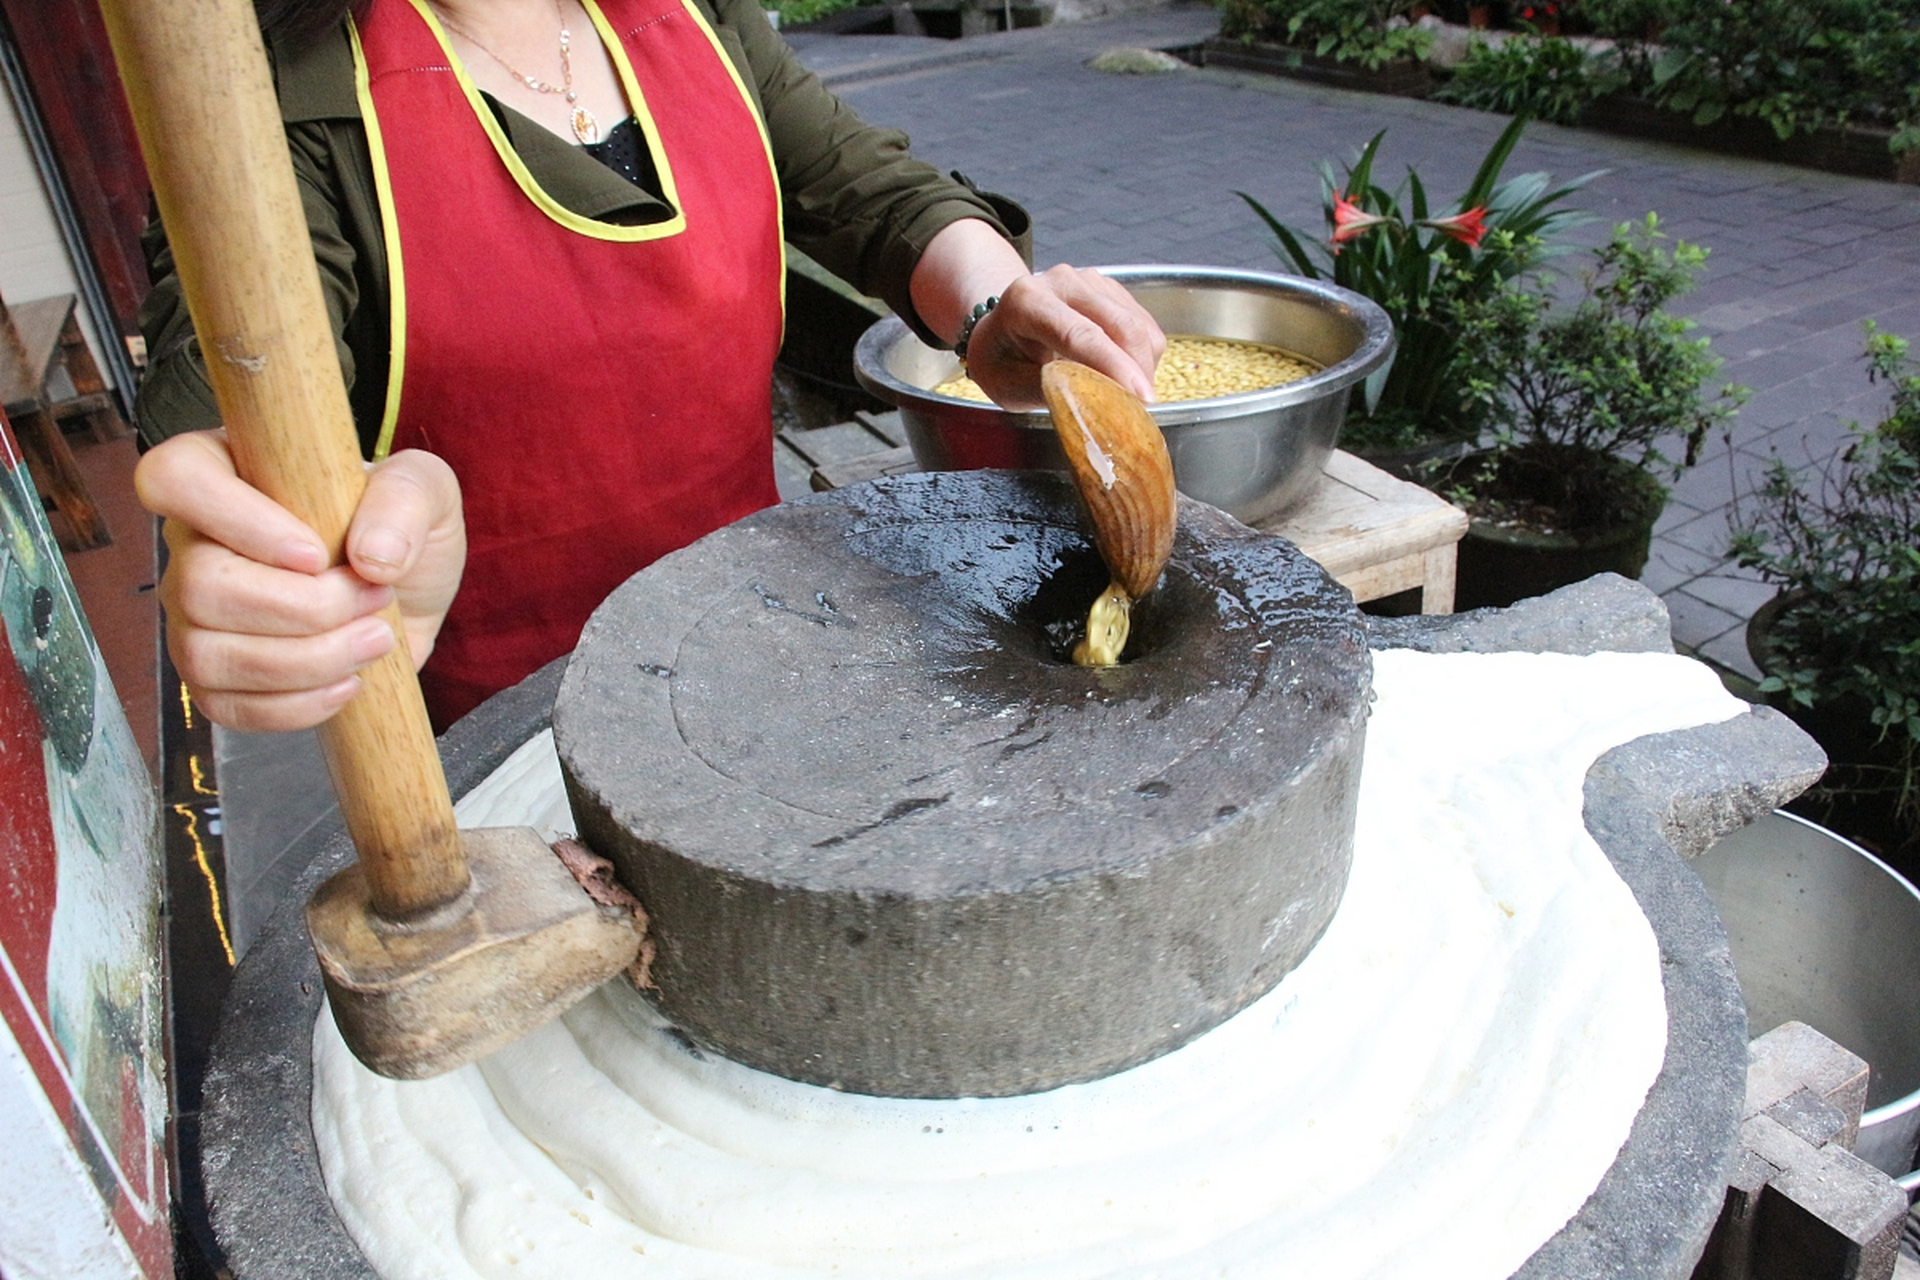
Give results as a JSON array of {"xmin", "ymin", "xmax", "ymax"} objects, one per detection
[
  {"xmin": 1378, "ymin": 575, "xmax": 1820, "ymax": 1280},
  {"xmin": 556, "ymin": 470, "xmax": 1371, "ymax": 1096}
]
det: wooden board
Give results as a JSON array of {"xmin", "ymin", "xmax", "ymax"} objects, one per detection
[{"xmin": 0, "ymin": 296, "xmax": 74, "ymax": 414}]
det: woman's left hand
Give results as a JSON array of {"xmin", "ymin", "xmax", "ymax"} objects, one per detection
[{"xmin": 961, "ymin": 265, "xmax": 1165, "ymax": 410}]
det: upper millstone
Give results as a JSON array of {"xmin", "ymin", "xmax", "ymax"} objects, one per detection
[{"xmin": 555, "ymin": 470, "xmax": 1371, "ymax": 1097}]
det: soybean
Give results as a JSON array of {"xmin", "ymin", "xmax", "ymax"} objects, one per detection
[{"xmin": 933, "ymin": 335, "xmax": 1319, "ymax": 404}]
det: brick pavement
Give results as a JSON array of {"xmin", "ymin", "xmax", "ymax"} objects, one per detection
[{"xmin": 789, "ymin": 3, "xmax": 1920, "ymax": 681}]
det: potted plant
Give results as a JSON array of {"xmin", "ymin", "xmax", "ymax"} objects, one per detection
[
  {"xmin": 1431, "ymin": 214, "xmax": 1745, "ymax": 609},
  {"xmin": 1731, "ymin": 322, "xmax": 1920, "ymax": 870},
  {"xmin": 1237, "ymin": 115, "xmax": 1595, "ymax": 468}
]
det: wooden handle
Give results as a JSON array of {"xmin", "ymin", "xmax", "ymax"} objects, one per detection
[{"xmin": 101, "ymin": 0, "xmax": 467, "ymax": 920}]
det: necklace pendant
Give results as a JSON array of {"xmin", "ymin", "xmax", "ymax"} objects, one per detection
[{"xmin": 571, "ymin": 104, "xmax": 601, "ymax": 144}]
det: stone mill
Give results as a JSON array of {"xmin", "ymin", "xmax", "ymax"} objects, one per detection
[{"xmin": 198, "ymin": 470, "xmax": 1824, "ymax": 1279}]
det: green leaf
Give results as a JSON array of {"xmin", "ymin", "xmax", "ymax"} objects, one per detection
[
  {"xmin": 1236, "ymin": 191, "xmax": 1325, "ymax": 277},
  {"xmin": 1462, "ymin": 115, "xmax": 1529, "ymax": 208}
]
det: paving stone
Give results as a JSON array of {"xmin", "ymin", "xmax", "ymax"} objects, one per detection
[
  {"xmin": 1642, "ymin": 538, "xmax": 1722, "ymax": 597},
  {"xmin": 1664, "ymin": 587, "xmax": 1746, "ymax": 652},
  {"xmin": 1657, "ymin": 507, "xmax": 1741, "ymax": 559},
  {"xmin": 1683, "ymin": 572, "xmax": 1774, "ymax": 622},
  {"xmin": 1669, "ymin": 464, "xmax": 1744, "ymax": 517}
]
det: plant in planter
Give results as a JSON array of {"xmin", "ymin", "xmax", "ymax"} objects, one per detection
[
  {"xmin": 1237, "ymin": 115, "xmax": 1594, "ymax": 460},
  {"xmin": 1433, "ymin": 214, "xmax": 1745, "ymax": 609},
  {"xmin": 1216, "ymin": 0, "xmax": 1434, "ymax": 68},
  {"xmin": 1731, "ymin": 323, "xmax": 1920, "ymax": 867},
  {"xmin": 1581, "ymin": 0, "xmax": 1920, "ymax": 158},
  {"xmin": 1433, "ymin": 34, "xmax": 1628, "ymax": 124}
]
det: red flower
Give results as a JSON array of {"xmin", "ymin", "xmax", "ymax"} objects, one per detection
[
  {"xmin": 1423, "ymin": 206, "xmax": 1489, "ymax": 249},
  {"xmin": 1330, "ymin": 193, "xmax": 1390, "ymax": 244}
]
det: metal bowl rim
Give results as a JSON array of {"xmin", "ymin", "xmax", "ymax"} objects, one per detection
[{"xmin": 852, "ymin": 264, "xmax": 1396, "ymax": 428}]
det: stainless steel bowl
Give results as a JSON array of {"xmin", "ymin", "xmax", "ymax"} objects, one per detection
[
  {"xmin": 852, "ymin": 266, "xmax": 1396, "ymax": 525},
  {"xmin": 1692, "ymin": 811, "xmax": 1920, "ymax": 1185}
]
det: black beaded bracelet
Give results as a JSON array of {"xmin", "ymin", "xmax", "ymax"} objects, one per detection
[{"xmin": 952, "ymin": 294, "xmax": 1000, "ymax": 363}]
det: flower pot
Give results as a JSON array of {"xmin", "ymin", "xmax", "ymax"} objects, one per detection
[
  {"xmin": 1467, "ymin": 3, "xmax": 1490, "ymax": 28},
  {"xmin": 1196, "ymin": 39, "xmax": 1435, "ymax": 98},
  {"xmin": 1443, "ymin": 447, "xmax": 1666, "ymax": 611},
  {"xmin": 1746, "ymin": 593, "xmax": 1918, "ymax": 874}
]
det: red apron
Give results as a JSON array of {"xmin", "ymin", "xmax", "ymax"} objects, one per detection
[{"xmin": 354, "ymin": 0, "xmax": 784, "ymax": 728}]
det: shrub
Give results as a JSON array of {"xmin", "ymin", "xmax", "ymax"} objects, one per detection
[
  {"xmin": 1591, "ymin": 0, "xmax": 1920, "ymax": 152},
  {"xmin": 770, "ymin": 0, "xmax": 868, "ymax": 24},
  {"xmin": 1731, "ymin": 324, "xmax": 1920, "ymax": 836},
  {"xmin": 1433, "ymin": 35, "xmax": 1627, "ymax": 124},
  {"xmin": 1442, "ymin": 214, "xmax": 1745, "ymax": 531},
  {"xmin": 1217, "ymin": 0, "xmax": 1434, "ymax": 67}
]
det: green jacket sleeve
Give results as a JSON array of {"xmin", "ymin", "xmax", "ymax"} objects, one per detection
[
  {"xmin": 702, "ymin": 0, "xmax": 1031, "ymax": 342},
  {"xmin": 135, "ymin": 118, "xmax": 372, "ymax": 445}
]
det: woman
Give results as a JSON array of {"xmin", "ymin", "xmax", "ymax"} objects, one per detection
[{"xmin": 135, "ymin": 0, "xmax": 1164, "ymax": 731}]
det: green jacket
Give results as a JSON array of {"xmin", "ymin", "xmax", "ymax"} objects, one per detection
[{"xmin": 134, "ymin": 0, "xmax": 1026, "ymax": 453}]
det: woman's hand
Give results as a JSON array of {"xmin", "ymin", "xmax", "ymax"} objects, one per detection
[
  {"xmin": 135, "ymin": 430, "xmax": 466, "ymax": 732},
  {"xmin": 909, "ymin": 219, "xmax": 1164, "ymax": 410},
  {"xmin": 960, "ymin": 265, "xmax": 1165, "ymax": 409}
]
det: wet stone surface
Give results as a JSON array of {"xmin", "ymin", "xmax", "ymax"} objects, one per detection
[{"xmin": 556, "ymin": 470, "xmax": 1372, "ymax": 1097}]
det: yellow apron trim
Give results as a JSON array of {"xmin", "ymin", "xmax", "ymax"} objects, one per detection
[
  {"xmin": 406, "ymin": 0, "xmax": 688, "ymax": 243},
  {"xmin": 670, "ymin": 0, "xmax": 788, "ymax": 334},
  {"xmin": 349, "ymin": 18, "xmax": 409, "ymax": 461},
  {"xmin": 352, "ymin": 0, "xmax": 788, "ymax": 459}
]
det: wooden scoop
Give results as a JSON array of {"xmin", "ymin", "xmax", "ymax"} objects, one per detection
[
  {"xmin": 1041, "ymin": 361, "xmax": 1176, "ymax": 665},
  {"xmin": 101, "ymin": 0, "xmax": 642, "ymax": 1079}
]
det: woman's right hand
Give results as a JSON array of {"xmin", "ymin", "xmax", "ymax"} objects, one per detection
[{"xmin": 135, "ymin": 430, "xmax": 466, "ymax": 733}]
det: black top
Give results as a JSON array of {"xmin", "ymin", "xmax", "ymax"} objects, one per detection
[{"xmin": 581, "ymin": 116, "xmax": 666, "ymax": 201}]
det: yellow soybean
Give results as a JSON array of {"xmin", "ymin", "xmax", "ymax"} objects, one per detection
[{"xmin": 932, "ymin": 335, "xmax": 1319, "ymax": 404}]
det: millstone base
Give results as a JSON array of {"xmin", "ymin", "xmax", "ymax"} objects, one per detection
[
  {"xmin": 556, "ymin": 470, "xmax": 1371, "ymax": 1097},
  {"xmin": 198, "ymin": 574, "xmax": 1823, "ymax": 1280}
]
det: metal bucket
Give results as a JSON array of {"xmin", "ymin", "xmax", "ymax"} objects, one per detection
[
  {"xmin": 1692, "ymin": 810, "xmax": 1920, "ymax": 1187},
  {"xmin": 851, "ymin": 266, "xmax": 1394, "ymax": 526}
]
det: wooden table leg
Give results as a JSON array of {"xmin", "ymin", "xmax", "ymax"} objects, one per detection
[
  {"xmin": 15, "ymin": 403, "xmax": 111, "ymax": 550},
  {"xmin": 56, "ymin": 314, "xmax": 128, "ymax": 443},
  {"xmin": 1420, "ymin": 544, "xmax": 1457, "ymax": 615}
]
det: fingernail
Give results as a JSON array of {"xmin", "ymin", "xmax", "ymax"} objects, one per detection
[
  {"xmin": 357, "ymin": 530, "xmax": 410, "ymax": 569},
  {"xmin": 279, "ymin": 539, "xmax": 326, "ymax": 573},
  {"xmin": 348, "ymin": 617, "xmax": 396, "ymax": 666}
]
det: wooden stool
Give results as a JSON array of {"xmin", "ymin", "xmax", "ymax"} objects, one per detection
[
  {"xmin": 805, "ymin": 433, "xmax": 1468, "ymax": 616},
  {"xmin": 1256, "ymin": 450, "xmax": 1468, "ymax": 615},
  {"xmin": 0, "ymin": 292, "xmax": 124, "ymax": 550}
]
